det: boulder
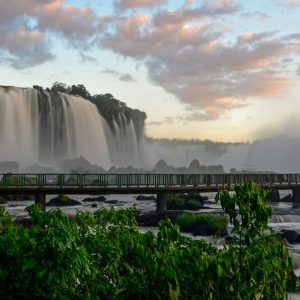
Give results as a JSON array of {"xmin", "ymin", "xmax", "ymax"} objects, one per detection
[
  {"xmin": 266, "ymin": 190, "xmax": 281, "ymax": 202},
  {"xmin": 0, "ymin": 196, "xmax": 7, "ymax": 204},
  {"xmin": 105, "ymin": 200, "xmax": 119, "ymax": 204},
  {"xmin": 91, "ymin": 203, "xmax": 99, "ymax": 208},
  {"xmin": 281, "ymin": 194, "xmax": 294, "ymax": 202},
  {"xmin": 136, "ymin": 195, "xmax": 156, "ymax": 201},
  {"xmin": 83, "ymin": 196, "xmax": 106, "ymax": 202},
  {"xmin": 192, "ymin": 223, "xmax": 228, "ymax": 237},
  {"xmin": 279, "ymin": 229, "xmax": 300, "ymax": 244},
  {"xmin": 135, "ymin": 211, "xmax": 183, "ymax": 227},
  {"xmin": 46, "ymin": 196, "xmax": 81, "ymax": 206}
]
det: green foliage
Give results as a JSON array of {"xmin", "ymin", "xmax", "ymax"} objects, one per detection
[
  {"xmin": 176, "ymin": 212, "xmax": 228, "ymax": 233},
  {"xmin": 216, "ymin": 182, "xmax": 296, "ymax": 298},
  {"xmin": 167, "ymin": 193, "xmax": 203, "ymax": 210},
  {"xmin": 186, "ymin": 199, "xmax": 202, "ymax": 210},
  {"xmin": 0, "ymin": 183, "xmax": 297, "ymax": 299},
  {"xmin": 57, "ymin": 194, "xmax": 69, "ymax": 204},
  {"xmin": 167, "ymin": 194, "xmax": 185, "ymax": 210}
]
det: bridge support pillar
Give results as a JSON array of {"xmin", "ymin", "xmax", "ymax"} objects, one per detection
[
  {"xmin": 157, "ymin": 192, "xmax": 167, "ymax": 212},
  {"xmin": 35, "ymin": 193, "xmax": 46, "ymax": 211},
  {"xmin": 292, "ymin": 188, "xmax": 300, "ymax": 208}
]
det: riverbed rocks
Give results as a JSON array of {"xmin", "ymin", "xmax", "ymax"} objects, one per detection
[
  {"xmin": 105, "ymin": 199, "xmax": 119, "ymax": 204},
  {"xmin": 46, "ymin": 196, "xmax": 81, "ymax": 206},
  {"xmin": 136, "ymin": 195, "xmax": 156, "ymax": 201},
  {"xmin": 135, "ymin": 210, "xmax": 228, "ymax": 237},
  {"xmin": 279, "ymin": 229, "xmax": 300, "ymax": 244},
  {"xmin": 282, "ymin": 194, "xmax": 294, "ymax": 202},
  {"xmin": 135, "ymin": 211, "xmax": 183, "ymax": 226},
  {"xmin": 82, "ymin": 196, "xmax": 106, "ymax": 202},
  {"xmin": 192, "ymin": 224, "xmax": 228, "ymax": 237},
  {"xmin": 266, "ymin": 190, "xmax": 281, "ymax": 202},
  {"xmin": 0, "ymin": 196, "xmax": 7, "ymax": 204}
]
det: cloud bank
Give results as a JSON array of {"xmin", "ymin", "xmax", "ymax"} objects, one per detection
[{"xmin": 0, "ymin": 0, "xmax": 300, "ymax": 120}]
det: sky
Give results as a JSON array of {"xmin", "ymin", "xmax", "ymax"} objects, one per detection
[{"xmin": 0, "ymin": 0, "xmax": 299, "ymax": 143}]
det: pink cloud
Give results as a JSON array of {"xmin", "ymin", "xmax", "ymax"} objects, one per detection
[
  {"xmin": 101, "ymin": 2, "xmax": 299, "ymax": 119},
  {"xmin": 0, "ymin": 0, "xmax": 99, "ymax": 67},
  {"xmin": 285, "ymin": 0, "xmax": 300, "ymax": 8},
  {"xmin": 114, "ymin": 0, "xmax": 168, "ymax": 11}
]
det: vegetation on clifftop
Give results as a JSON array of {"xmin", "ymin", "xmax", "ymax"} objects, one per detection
[{"xmin": 43, "ymin": 82, "xmax": 147, "ymax": 138}]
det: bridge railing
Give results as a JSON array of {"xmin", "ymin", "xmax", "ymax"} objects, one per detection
[{"xmin": 0, "ymin": 173, "xmax": 300, "ymax": 188}]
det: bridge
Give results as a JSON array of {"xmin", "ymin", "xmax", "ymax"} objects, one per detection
[{"xmin": 1, "ymin": 173, "xmax": 300, "ymax": 211}]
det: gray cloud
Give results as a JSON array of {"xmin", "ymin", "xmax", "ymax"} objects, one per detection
[
  {"xmin": 119, "ymin": 73, "xmax": 135, "ymax": 81},
  {"xmin": 101, "ymin": 68, "xmax": 136, "ymax": 81},
  {"xmin": 101, "ymin": 68, "xmax": 119, "ymax": 75},
  {"xmin": 79, "ymin": 52, "xmax": 98, "ymax": 64},
  {"xmin": 240, "ymin": 11, "xmax": 269, "ymax": 22},
  {"xmin": 297, "ymin": 66, "xmax": 300, "ymax": 76}
]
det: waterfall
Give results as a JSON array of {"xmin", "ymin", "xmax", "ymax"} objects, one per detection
[
  {"xmin": 104, "ymin": 112, "xmax": 143, "ymax": 168},
  {"xmin": 0, "ymin": 86, "xmax": 124, "ymax": 169}
]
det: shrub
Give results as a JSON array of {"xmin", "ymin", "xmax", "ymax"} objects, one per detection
[
  {"xmin": 57, "ymin": 194, "xmax": 69, "ymax": 204},
  {"xmin": 166, "ymin": 193, "xmax": 204, "ymax": 210},
  {"xmin": 176, "ymin": 212, "xmax": 228, "ymax": 233},
  {"xmin": 166, "ymin": 194, "xmax": 185, "ymax": 210},
  {"xmin": 186, "ymin": 199, "xmax": 202, "ymax": 210}
]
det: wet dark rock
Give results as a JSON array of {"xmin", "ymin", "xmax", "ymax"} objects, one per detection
[
  {"xmin": 13, "ymin": 217, "xmax": 33, "ymax": 228},
  {"xmin": 136, "ymin": 195, "xmax": 156, "ymax": 201},
  {"xmin": 282, "ymin": 194, "xmax": 294, "ymax": 202},
  {"xmin": 225, "ymin": 235, "xmax": 234, "ymax": 243},
  {"xmin": 105, "ymin": 200, "xmax": 119, "ymax": 204},
  {"xmin": 91, "ymin": 203, "xmax": 99, "ymax": 208},
  {"xmin": 46, "ymin": 197, "xmax": 81, "ymax": 206},
  {"xmin": 83, "ymin": 196, "xmax": 106, "ymax": 202},
  {"xmin": 135, "ymin": 211, "xmax": 183, "ymax": 227},
  {"xmin": 279, "ymin": 229, "xmax": 300, "ymax": 244},
  {"xmin": 0, "ymin": 196, "xmax": 7, "ymax": 204},
  {"xmin": 266, "ymin": 190, "xmax": 281, "ymax": 202},
  {"xmin": 204, "ymin": 199, "xmax": 215, "ymax": 205},
  {"xmin": 192, "ymin": 224, "xmax": 228, "ymax": 237}
]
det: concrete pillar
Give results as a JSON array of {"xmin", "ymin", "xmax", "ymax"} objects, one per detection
[
  {"xmin": 157, "ymin": 192, "xmax": 167, "ymax": 212},
  {"xmin": 35, "ymin": 193, "xmax": 46, "ymax": 211},
  {"xmin": 292, "ymin": 188, "xmax": 300, "ymax": 208}
]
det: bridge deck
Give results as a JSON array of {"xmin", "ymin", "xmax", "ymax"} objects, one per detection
[
  {"xmin": 0, "ymin": 173, "xmax": 299, "ymax": 193},
  {"xmin": 1, "ymin": 173, "xmax": 300, "ymax": 211}
]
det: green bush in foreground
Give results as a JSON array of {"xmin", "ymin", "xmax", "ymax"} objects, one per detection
[{"xmin": 0, "ymin": 183, "xmax": 297, "ymax": 299}]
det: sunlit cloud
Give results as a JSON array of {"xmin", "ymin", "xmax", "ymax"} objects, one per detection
[{"xmin": 114, "ymin": 0, "xmax": 168, "ymax": 11}]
